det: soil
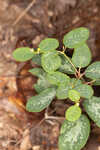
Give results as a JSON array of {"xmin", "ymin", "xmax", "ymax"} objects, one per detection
[{"xmin": 0, "ymin": 0, "xmax": 100, "ymax": 149}]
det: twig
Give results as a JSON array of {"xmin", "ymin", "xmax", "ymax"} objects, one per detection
[
  {"xmin": 78, "ymin": 72, "xmax": 85, "ymax": 79},
  {"xmin": 13, "ymin": 0, "xmax": 36, "ymax": 26},
  {"xmin": 85, "ymin": 80, "xmax": 96, "ymax": 85},
  {"xmin": 58, "ymin": 51, "xmax": 78, "ymax": 76}
]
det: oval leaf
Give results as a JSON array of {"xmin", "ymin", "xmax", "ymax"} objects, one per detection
[
  {"xmin": 68, "ymin": 90, "xmax": 80, "ymax": 102},
  {"xmin": 74, "ymin": 84, "xmax": 94, "ymax": 99},
  {"xmin": 65, "ymin": 105, "xmax": 81, "ymax": 122},
  {"xmin": 59, "ymin": 115, "xmax": 90, "ymax": 150},
  {"xmin": 26, "ymin": 88, "xmax": 56, "ymax": 112},
  {"xmin": 83, "ymin": 96, "xmax": 100, "ymax": 127},
  {"xmin": 47, "ymin": 71, "xmax": 70, "ymax": 86},
  {"xmin": 85, "ymin": 62, "xmax": 100, "ymax": 80},
  {"xmin": 72, "ymin": 44, "xmax": 91, "ymax": 68},
  {"xmin": 63, "ymin": 27, "xmax": 89, "ymax": 48},
  {"xmin": 13, "ymin": 47, "xmax": 34, "ymax": 62},
  {"xmin": 59, "ymin": 54, "xmax": 76, "ymax": 74},
  {"xmin": 39, "ymin": 38, "xmax": 59, "ymax": 53},
  {"xmin": 41, "ymin": 51, "xmax": 61, "ymax": 73}
]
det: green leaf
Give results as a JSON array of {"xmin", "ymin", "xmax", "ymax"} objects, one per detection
[
  {"xmin": 56, "ymin": 84, "xmax": 71, "ymax": 100},
  {"xmin": 70, "ymin": 78, "xmax": 82, "ymax": 88},
  {"xmin": 68, "ymin": 90, "xmax": 80, "ymax": 102},
  {"xmin": 74, "ymin": 84, "xmax": 94, "ymax": 99},
  {"xmin": 12, "ymin": 47, "xmax": 34, "ymax": 62},
  {"xmin": 56, "ymin": 78, "xmax": 82, "ymax": 100},
  {"xmin": 47, "ymin": 71, "xmax": 70, "ymax": 86},
  {"xmin": 39, "ymin": 38, "xmax": 59, "ymax": 53},
  {"xmin": 59, "ymin": 115, "xmax": 90, "ymax": 150},
  {"xmin": 93, "ymin": 79, "xmax": 100, "ymax": 86},
  {"xmin": 31, "ymin": 54, "xmax": 41, "ymax": 65},
  {"xmin": 34, "ymin": 77, "xmax": 51, "ymax": 93},
  {"xmin": 85, "ymin": 62, "xmax": 100, "ymax": 80},
  {"xmin": 83, "ymin": 96, "xmax": 100, "ymax": 127},
  {"xmin": 41, "ymin": 51, "xmax": 61, "ymax": 73},
  {"xmin": 26, "ymin": 88, "xmax": 56, "ymax": 112},
  {"xmin": 63, "ymin": 27, "xmax": 89, "ymax": 48},
  {"xmin": 29, "ymin": 68, "xmax": 52, "ymax": 93},
  {"xmin": 65, "ymin": 105, "xmax": 81, "ymax": 121},
  {"xmin": 72, "ymin": 44, "xmax": 91, "ymax": 68},
  {"xmin": 59, "ymin": 54, "xmax": 76, "ymax": 74},
  {"xmin": 29, "ymin": 68, "xmax": 46, "ymax": 78}
]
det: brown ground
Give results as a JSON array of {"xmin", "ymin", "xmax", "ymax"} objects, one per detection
[{"xmin": 0, "ymin": 0, "xmax": 100, "ymax": 149}]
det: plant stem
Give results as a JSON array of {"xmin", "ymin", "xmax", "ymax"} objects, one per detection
[
  {"xmin": 58, "ymin": 51, "xmax": 78, "ymax": 76},
  {"xmin": 85, "ymin": 80, "xmax": 96, "ymax": 85}
]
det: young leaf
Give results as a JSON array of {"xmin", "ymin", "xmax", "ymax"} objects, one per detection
[
  {"xmin": 63, "ymin": 27, "xmax": 89, "ymax": 48},
  {"xmin": 65, "ymin": 105, "xmax": 82, "ymax": 122},
  {"xmin": 31, "ymin": 54, "xmax": 41, "ymax": 66},
  {"xmin": 59, "ymin": 115, "xmax": 90, "ymax": 150},
  {"xmin": 74, "ymin": 84, "xmax": 94, "ymax": 99},
  {"xmin": 39, "ymin": 38, "xmax": 59, "ymax": 53},
  {"xmin": 59, "ymin": 54, "xmax": 76, "ymax": 74},
  {"xmin": 41, "ymin": 51, "xmax": 61, "ymax": 73},
  {"xmin": 47, "ymin": 71, "xmax": 70, "ymax": 86},
  {"xmin": 56, "ymin": 78, "xmax": 82, "ymax": 100},
  {"xmin": 26, "ymin": 88, "xmax": 56, "ymax": 112},
  {"xmin": 12, "ymin": 47, "xmax": 34, "ymax": 62},
  {"xmin": 29, "ymin": 68, "xmax": 46, "ymax": 78},
  {"xmin": 85, "ymin": 62, "xmax": 100, "ymax": 79},
  {"xmin": 68, "ymin": 90, "xmax": 80, "ymax": 102},
  {"xmin": 83, "ymin": 96, "xmax": 100, "ymax": 127},
  {"xmin": 72, "ymin": 44, "xmax": 91, "ymax": 68}
]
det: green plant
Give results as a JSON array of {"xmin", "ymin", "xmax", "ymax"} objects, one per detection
[{"xmin": 12, "ymin": 27, "xmax": 100, "ymax": 150}]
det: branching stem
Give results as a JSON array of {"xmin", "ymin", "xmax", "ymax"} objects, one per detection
[{"xmin": 58, "ymin": 51, "xmax": 78, "ymax": 77}]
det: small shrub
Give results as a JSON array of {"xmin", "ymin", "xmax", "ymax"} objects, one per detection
[{"xmin": 13, "ymin": 27, "xmax": 100, "ymax": 150}]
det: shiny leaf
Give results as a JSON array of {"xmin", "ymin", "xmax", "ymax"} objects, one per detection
[
  {"xmin": 74, "ymin": 84, "xmax": 94, "ymax": 99},
  {"xmin": 29, "ymin": 68, "xmax": 46, "ymax": 78},
  {"xmin": 83, "ymin": 96, "xmax": 100, "ymax": 127},
  {"xmin": 63, "ymin": 27, "xmax": 89, "ymax": 48},
  {"xmin": 39, "ymin": 38, "xmax": 59, "ymax": 53},
  {"xmin": 72, "ymin": 44, "xmax": 91, "ymax": 68},
  {"xmin": 59, "ymin": 54, "xmax": 75, "ymax": 74},
  {"xmin": 85, "ymin": 62, "xmax": 100, "ymax": 79},
  {"xmin": 26, "ymin": 88, "xmax": 56, "ymax": 112},
  {"xmin": 70, "ymin": 78, "xmax": 82, "ymax": 88},
  {"xmin": 47, "ymin": 71, "xmax": 70, "ymax": 86},
  {"xmin": 34, "ymin": 75, "xmax": 51, "ymax": 93},
  {"xmin": 56, "ymin": 84, "xmax": 71, "ymax": 100},
  {"xmin": 65, "ymin": 105, "xmax": 81, "ymax": 121},
  {"xmin": 56, "ymin": 78, "xmax": 82, "ymax": 100},
  {"xmin": 41, "ymin": 51, "xmax": 61, "ymax": 73},
  {"xmin": 59, "ymin": 115, "xmax": 90, "ymax": 150},
  {"xmin": 13, "ymin": 47, "xmax": 34, "ymax": 62},
  {"xmin": 68, "ymin": 90, "xmax": 80, "ymax": 102}
]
